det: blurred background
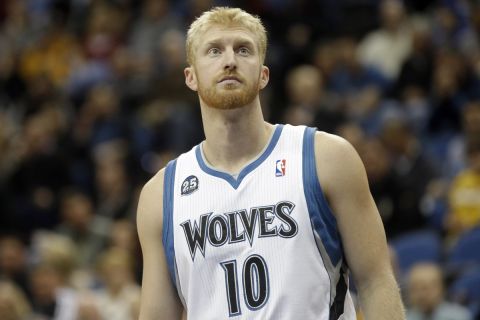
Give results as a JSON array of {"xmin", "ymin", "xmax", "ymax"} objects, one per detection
[{"xmin": 0, "ymin": 0, "xmax": 480, "ymax": 319}]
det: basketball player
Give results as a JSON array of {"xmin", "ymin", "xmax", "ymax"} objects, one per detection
[{"xmin": 137, "ymin": 7, "xmax": 405, "ymax": 320}]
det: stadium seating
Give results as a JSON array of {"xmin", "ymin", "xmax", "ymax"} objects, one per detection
[
  {"xmin": 449, "ymin": 268, "xmax": 480, "ymax": 318},
  {"xmin": 390, "ymin": 229, "xmax": 442, "ymax": 276},
  {"xmin": 447, "ymin": 227, "xmax": 480, "ymax": 273}
]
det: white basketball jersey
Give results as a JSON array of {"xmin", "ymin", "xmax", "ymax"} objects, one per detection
[{"xmin": 162, "ymin": 124, "xmax": 356, "ymax": 319}]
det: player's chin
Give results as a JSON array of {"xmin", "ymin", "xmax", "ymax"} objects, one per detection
[{"xmin": 219, "ymin": 83, "xmax": 243, "ymax": 90}]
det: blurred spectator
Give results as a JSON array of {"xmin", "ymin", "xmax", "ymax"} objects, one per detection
[
  {"xmin": 395, "ymin": 16, "xmax": 433, "ymax": 99},
  {"xmin": 329, "ymin": 37, "xmax": 390, "ymax": 96},
  {"xmin": 358, "ymin": 137, "xmax": 396, "ymax": 229},
  {"xmin": 312, "ymin": 40, "xmax": 337, "ymax": 85},
  {"xmin": 0, "ymin": 110, "xmax": 21, "ymax": 183},
  {"xmin": 445, "ymin": 101, "xmax": 480, "ymax": 178},
  {"xmin": 0, "ymin": 0, "xmax": 37, "ymax": 52},
  {"xmin": 283, "ymin": 64, "xmax": 343, "ymax": 132},
  {"xmin": 0, "ymin": 236, "xmax": 30, "ymax": 299},
  {"xmin": 0, "ymin": 280, "xmax": 32, "ymax": 320},
  {"xmin": 400, "ymin": 86, "xmax": 431, "ymax": 136},
  {"xmin": 29, "ymin": 232, "xmax": 79, "ymax": 319},
  {"xmin": 94, "ymin": 248, "xmax": 140, "ymax": 320},
  {"xmin": 462, "ymin": 101, "xmax": 480, "ymax": 141},
  {"xmin": 83, "ymin": 2, "xmax": 127, "ymax": 63},
  {"xmin": 423, "ymin": 101, "xmax": 480, "ymax": 230},
  {"xmin": 427, "ymin": 51, "xmax": 469, "ymax": 136},
  {"xmin": 7, "ymin": 107, "xmax": 70, "ymax": 235},
  {"xmin": 18, "ymin": 12, "xmax": 79, "ymax": 89},
  {"xmin": 357, "ymin": 0, "xmax": 413, "ymax": 80},
  {"xmin": 109, "ymin": 219, "xmax": 137, "ymax": 254},
  {"xmin": 76, "ymin": 293, "xmax": 102, "ymax": 320},
  {"xmin": 109, "ymin": 219, "xmax": 142, "ymax": 283},
  {"xmin": 125, "ymin": 4, "xmax": 191, "ymax": 116},
  {"xmin": 336, "ymin": 122, "xmax": 366, "ymax": 151},
  {"xmin": 283, "ymin": 64, "xmax": 323, "ymax": 126},
  {"xmin": 73, "ymin": 83, "xmax": 128, "ymax": 149},
  {"xmin": 133, "ymin": 95, "xmax": 202, "ymax": 158},
  {"xmin": 65, "ymin": 2, "xmax": 128, "ymax": 104},
  {"xmin": 29, "ymin": 263, "xmax": 78, "ymax": 320},
  {"xmin": 56, "ymin": 188, "xmax": 105, "ymax": 268},
  {"xmin": 395, "ymin": 17, "xmax": 433, "ymax": 135},
  {"xmin": 31, "ymin": 232, "xmax": 76, "ymax": 283},
  {"xmin": 431, "ymin": 2, "xmax": 478, "ymax": 55},
  {"xmin": 128, "ymin": 0, "xmax": 182, "ymax": 80},
  {"xmin": 152, "ymin": 29, "xmax": 191, "ymax": 101},
  {"xmin": 93, "ymin": 140, "xmax": 134, "ymax": 221},
  {"xmin": 0, "ymin": 39, "xmax": 27, "ymax": 106},
  {"xmin": 380, "ymin": 117, "xmax": 437, "ymax": 237},
  {"xmin": 331, "ymin": 36, "xmax": 392, "ymax": 135},
  {"xmin": 445, "ymin": 136, "xmax": 480, "ymax": 241},
  {"xmin": 406, "ymin": 263, "xmax": 471, "ymax": 320},
  {"xmin": 344, "ymin": 85, "xmax": 386, "ymax": 136}
]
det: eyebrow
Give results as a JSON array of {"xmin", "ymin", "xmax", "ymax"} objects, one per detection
[{"xmin": 203, "ymin": 37, "xmax": 256, "ymax": 50}]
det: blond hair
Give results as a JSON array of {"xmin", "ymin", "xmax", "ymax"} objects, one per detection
[
  {"xmin": 97, "ymin": 247, "xmax": 134, "ymax": 275},
  {"xmin": 186, "ymin": 7, "xmax": 267, "ymax": 65},
  {"xmin": 0, "ymin": 281, "xmax": 32, "ymax": 319}
]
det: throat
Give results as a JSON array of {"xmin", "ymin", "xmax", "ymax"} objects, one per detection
[{"xmin": 201, "ymin": 123, "xmax": 276, "ymax": 175}]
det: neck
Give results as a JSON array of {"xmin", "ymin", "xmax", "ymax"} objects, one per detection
[{"xmin": 200, "ymin": 97, "xmax": 274, "ymax": 174}]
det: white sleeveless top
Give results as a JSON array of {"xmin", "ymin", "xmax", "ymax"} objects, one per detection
[{"xmin": 162, "ymin": 124, "xmax": 356, "ymax": 319}]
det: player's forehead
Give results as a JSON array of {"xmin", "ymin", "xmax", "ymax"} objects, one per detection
[{"xmin": 196, "ymin": 25, "xmax": 258, "ymax": 49}]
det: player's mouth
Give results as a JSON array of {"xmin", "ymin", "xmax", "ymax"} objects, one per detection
[{"xmin": 218, "ymin": 76, "xmax": 242, "ymax": 84}]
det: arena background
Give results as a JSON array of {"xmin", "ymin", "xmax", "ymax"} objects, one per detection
[{"xmin": 0, "ymin": 0, "xmax": 480, "ymax": 319}]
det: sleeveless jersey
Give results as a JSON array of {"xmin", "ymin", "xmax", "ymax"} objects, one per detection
[{"xmin": 162, "ymin": 124, "xmax": 356, "ymax": 319}]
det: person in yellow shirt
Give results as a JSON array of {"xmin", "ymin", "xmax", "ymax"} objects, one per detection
[
  {"xmin": 19, "ymin": 23, "xmax": 79, "ymax": 88},
  {"xmin": 446, "ymin": 136, "xmax": 480, "ymax": 239}
]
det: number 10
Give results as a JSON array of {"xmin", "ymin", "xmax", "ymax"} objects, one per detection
[{"xmin": 220, "ymin": 254, "xmax": 270, "ymax": 317}]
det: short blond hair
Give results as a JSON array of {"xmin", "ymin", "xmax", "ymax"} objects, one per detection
[
  {"xmin": 97, "ymin": 247, "xmax": 133, "ymax": 275},
  {"xmin": 0, "ymin": 281, "xmax": 32, "ymax": 319},
  {"xmin": 186, "ymin": 7, "xmax": 267, "ymax": 65}
]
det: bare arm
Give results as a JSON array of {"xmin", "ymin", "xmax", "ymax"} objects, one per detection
[
  {"xmin": 315, "ymin": 132, "xmax": 405, "ymax": 319},
  {"xmin": 137, "ymin": 169, "xmax": 183, "ymax": 320}
]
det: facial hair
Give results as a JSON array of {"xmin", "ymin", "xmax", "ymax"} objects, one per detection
[{"xmin": 197, "ymin": 71, "xmax": 260, "ymax": 110}]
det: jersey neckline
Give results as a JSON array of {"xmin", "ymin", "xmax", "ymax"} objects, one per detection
[{"xmin": 195, "ymin": 124, "xmax": 284, "ymax": 189}]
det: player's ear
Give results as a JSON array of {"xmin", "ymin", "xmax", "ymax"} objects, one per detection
[
  {"xmin": 185, "ymin": 66, "xmax": 198, "ymax": 91},
  {"xmin": 259, "ymin": 65, "xmax": 269, "ymax": 90}
]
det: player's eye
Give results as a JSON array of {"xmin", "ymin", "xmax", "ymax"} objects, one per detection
[
  {"xmin": 208, "ymin": 47, "xmax": 221, "ymax": 56},
  {"xmin": 238, "ymin": 47, "xmax": 250, "ymax": 56}
]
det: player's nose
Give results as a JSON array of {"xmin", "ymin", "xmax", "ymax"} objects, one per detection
[{"xmin": 223, "ymin": 47, "xmax": 237, "ymax": 71}]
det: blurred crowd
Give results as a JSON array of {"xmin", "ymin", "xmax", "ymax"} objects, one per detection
[{"xmin": 0, "ymin": 0, "xmax": 480, "ymax": 319}]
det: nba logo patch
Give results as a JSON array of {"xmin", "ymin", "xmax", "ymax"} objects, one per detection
[{"xmin": 275, "ymin": 159, "xmax": 286, "ymax": 177}]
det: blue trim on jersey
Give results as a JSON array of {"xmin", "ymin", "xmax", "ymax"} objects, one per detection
[
  {"xmin": 195, "ymin": 124, "xmax": 284, "ymax": 189},
  {"xmin": 302, "ymin": 127, "xmax": 342, "ymax": 266},
  {"xmin": 163, "ymin": 159, "xmax": 177, "ymax": 287}
]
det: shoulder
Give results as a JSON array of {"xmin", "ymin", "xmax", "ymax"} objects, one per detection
[
  {"xmin": 140, "ymin": 167, "xmax": 166, "ymax": 206},
  {"xmin": 313, "ymin": 131, "xmax": 357, "ymax": 158},
  {"xmin": 138, "ymin": 157, "xmax": 182, "ymax": 209},
  {"xmin": 137, "ymin": 167, "xmax": 167, "ymax": 234},
  {"xmin": 313, "ymin": 131, "xmax": 363, "ymax": 176},
  {"xmin": 312, "ymin": 131, "xmax": 369, "ymax": 202}
]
